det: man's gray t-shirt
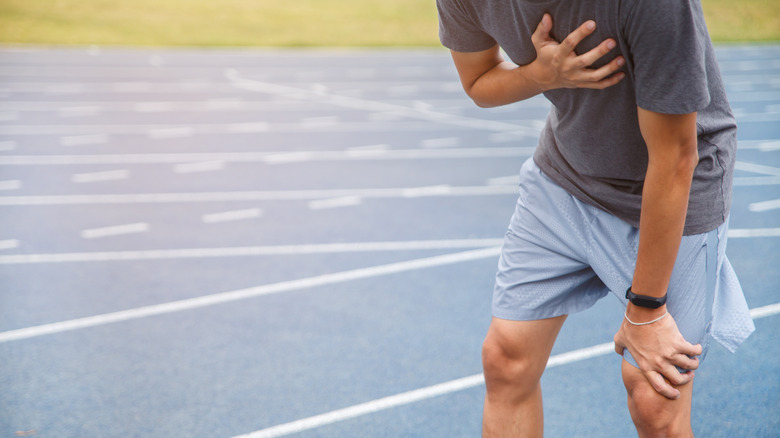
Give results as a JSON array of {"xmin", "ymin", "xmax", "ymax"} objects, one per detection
[{"xmin": 437, "ymin": 0, "xmax": 737, "ymax": 235}]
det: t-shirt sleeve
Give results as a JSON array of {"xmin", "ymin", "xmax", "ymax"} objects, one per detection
[
  {"xmin": 623, "ymin": 0, "xmax": 711, "ymax": 114},
  {"xmin": 436, "ymin": 0, "xmax": 496, "ymax": 53}
]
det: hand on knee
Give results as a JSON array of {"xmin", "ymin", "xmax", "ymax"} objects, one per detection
[{"xmin": 623, "ymin": 362, "xmax": 694, "ymax": 437}]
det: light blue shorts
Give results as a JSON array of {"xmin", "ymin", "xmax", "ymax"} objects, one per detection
[{"xmin": 493, "ymin": 159, "xmax": 754, "ymax": 367}]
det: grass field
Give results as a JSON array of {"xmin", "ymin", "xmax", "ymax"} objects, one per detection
[{"xmin": 0, "ymin": 0, "xmax": 778, "ymax": 47}]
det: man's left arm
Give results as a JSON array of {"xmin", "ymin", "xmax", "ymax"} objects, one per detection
[{"xmin": 613, "ymin": 108, "xmax": 704, "ymax": 400}]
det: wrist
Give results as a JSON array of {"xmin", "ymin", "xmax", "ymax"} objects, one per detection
[
  {"xmin": 523, "ymin": 60, "xmax": 552, "ymax": 93},
  {"xmin": 625, "ymin": 286, "xmax": 667, "ymax": 309},
  {"xmin": 626, "ymin": 302, "xmax": 667, "ymax": 321}
]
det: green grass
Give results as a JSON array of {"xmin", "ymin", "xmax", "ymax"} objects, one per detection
[
  {"xmin": 701, "ymin": 0, "xmax": 780, "ymax": 43},
  {"xmin": 0, "ymin": 0, "xmax": 777, "ymax": 48}
]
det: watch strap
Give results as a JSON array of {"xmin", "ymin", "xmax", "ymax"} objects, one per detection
[{"xmin": 625, "ymin": 287, "xmax": 667, "ymax": 309}]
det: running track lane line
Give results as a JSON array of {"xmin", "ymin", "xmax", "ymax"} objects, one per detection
[
  {"xmin": 232, "ymin": 303, "xmax": 780, "ymax": 438},
  {"xmin": 0, "ymin": 229, "xmax": 774, "ymax": 264},
  {"xmin": 0, "ymin": 247, "xmax": 502, "ymax": 343}
]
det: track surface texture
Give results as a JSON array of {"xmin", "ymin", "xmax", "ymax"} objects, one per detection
[{"xmin": 0, "ymin": 45, "xmax": 778, "ymax": 437}]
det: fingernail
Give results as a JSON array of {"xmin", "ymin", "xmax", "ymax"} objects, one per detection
[
  {"xmin": 617, "ymin": 57, "xmax": 625, "ymax": 66},
  {"xmin": 607, "ymin": 40, "xmax": 616, "ymax": 49},
  {"xmin": 587, "ymin": 21, "xmax": 596, "ymax": 30}
]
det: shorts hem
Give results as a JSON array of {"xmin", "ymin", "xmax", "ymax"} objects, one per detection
[{"xmin": 492, "ymin": 295, "xmax": 605, "ymax": 322}]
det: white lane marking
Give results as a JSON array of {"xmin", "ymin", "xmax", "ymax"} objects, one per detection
[
  {"xmin": 402, "ymin": 185, "xmax": 452, "ymax": 197},
  {"xmin": 733, "ymin": 176, "xmax": 780, "ymax": 186},
  {"xmin": 205, "ymin": 98, "xmax": 245, "ymax": 110},
  {"xmin": 0, "ymin": 238, "xmax": 504, "ymax": 264},
  {"xmin": 148, "ymin": 127, "xmax": 193, "ymax": 139},
  {"xmin": 421, "ymin": 137, "xmax": 460, "ymax": 149},
  {"xmin": 173, "ymin": 161, "xmax": 225, "ymax": 174},
  {"xmin": 735, "ymin": 161, "xmax": 780, "ymax": 176},
  {"xmin": 133, "ymin": 102, "xmax": 175, "ymax": 112},
  {"xmin": 748, "ymin": 200, "xmax": 780, "ymax": 213},
  {"xmin": 262, "ymin": 151, "xmax": 315, "ymax": 164},
  {"xmin": 0, "ymin": 100, "xmax": 280, "ymax": 113},
  {"xmin": 0, "ymin": 239, "xmax": 20, "ymax": 251},
  {"xmin": 728, "ymin": 228, "xmax": 780, "ymax": 238},
  {"xmin": 490, "ymin": 131, "xmax": 538, "ymax": 142},
  {"xmin": 301, "ymin": 116, "xmax": 339, "ymax": 129},
  {"xmin": 202, "ymin": 208, "xmax": 263, "ymax": 224},
  {"xmin": 487, "ymin": 175, "xmax": 519, "ymax": 186},
  {"xmin": 226, "ymin": 122, "xmax": 269, "ymax": 133},
  {"xmin": 45, "ymin": 84, "xmax": 85, "ymax": 94},
  {"xmin": 0, "ymin": 180, "xmax": 21, "ymax": 191},
  {"xmin": 749, "ymin": 302, "xmax": 780, "ymax": 319},
  {"xmin": 232, "ymin": 302, "xmax": 780, "ymax": 438},
  {"xmin": 308, "ymin": 196, "xmax": 362, "ymax": 210},
  {"xmin": 114, "ymin": 82, "xmax": 152, "ymax": 92},
  {"xmin": 0, "ymin": 147, "xmax": 534, "ymax": 165},
  {"xmin": 345, "ymin": 144, "xmax": 389, "ymax": 158},
  {"xmin": 233, "ymin": 374, "xmax": 488, "ymax": 438},
  {"xmin": 71, "ymin": 169, "xmax": 129, "ymax": 184},
  {"xmin": 737, "ymin": 140, "xmax": 780, "ymax": 150},
  {"xmin": 0, "ymin": 140, "xmax": 17, "ymax": 151},
  {"xmin": 58, "ymin": 106, "xmax": 102, "ymax": 117},
  {"xmin": 0, "ymin": 111, "xmax": 17, "ymax": 121},
  {"xmin": 60, "ymin": 134, "xmax": 108, "ymax": 146},
  {"xmin": 0, "ymin": 247, "xmax": 501, "ymax": 343},
  {"xmin": 224, "ymin": 69, "xmax": 542, "ymax": 137},
  {"xmin": 80, "ymin": 223, "xmax": 150, "ymax": 239},
  {"xmin": 368, "ymin": 112, "xmax": 402, "ymax": 122},
  {"xmin": 388, "ymin": 85, "xmax": 421, "ymax": 96},
  {"xmin": 735, "ymin": 111, "xmax": 780, "ymax": 123},
  {"xmin": 0, "ymin": 185, "xmax": 519, "ymax": 206}
]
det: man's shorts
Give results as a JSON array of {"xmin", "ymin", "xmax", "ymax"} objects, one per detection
[{"xmin": 493, "ymin": 158, "xmax": 755, "ymax": 367}]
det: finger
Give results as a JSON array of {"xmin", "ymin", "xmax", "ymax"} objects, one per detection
[
  {"xmin": 575, "ymin": 71, "xmax": 625, "ymax": 90},
  {"xmin": 672, "ymin": 354, "xmax": 700, "ymax": 371},
  {"xmin": 558, "ymin": 19, "xmax": 597, "ymax": 55},
  {"xmin": 662, "ymin": 365, "xmax": 695, "ymax": 386},
  {"xmin": 576, "ymin": 38, "xmax": 619, "ymax": 68},
  {"xmin": 531, "ymin": 13, "xmax": 553, "ymax": 46},
  {"xmin": 646, "ymin": 371, "xmax": 681, "ymax": 400},
  {"xmin": 676, "ymin": 341, "xmax": 703, "ymax": 358},
  {"xmin": 574, "ymin": 57, "xmax": 625, "ymax": 87}
]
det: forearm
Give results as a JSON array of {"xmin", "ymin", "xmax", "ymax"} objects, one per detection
[
  {"xmin": 465, "ymin": 61, "xmax": 546, "ymax": 108},
  {"xmin": 631, "ymin": 154, "xmax": 697, "ymax": 300},
  {"xmin": 629, "ymin": 110, "xmax": 699, "ymax": 318}
]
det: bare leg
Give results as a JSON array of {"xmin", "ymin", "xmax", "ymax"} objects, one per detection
[
  {"xmin": 482, "ymin": 315, "xmax": 567, "ymax": 438},
  {"xmin": 622, "ymin": 360, "xmax": 695, "ymax": 437}
]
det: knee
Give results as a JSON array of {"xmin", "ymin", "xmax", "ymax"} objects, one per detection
[
  {"xmin": 481, "ymin": 335, "xmax": 542, "ymax": 393},
  {"xmin": 624, "ymin": 376, "xmax": 693, "ymax": 437}
]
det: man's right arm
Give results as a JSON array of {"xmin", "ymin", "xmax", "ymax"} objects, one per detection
[{"xmin": 451, "ymin": 14, "xmax": 626, "ymax": 108}]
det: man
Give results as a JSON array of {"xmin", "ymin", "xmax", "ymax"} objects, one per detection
[{"xmin": 435, "ymin": 0, "xmax": 755, "ymax": 436}]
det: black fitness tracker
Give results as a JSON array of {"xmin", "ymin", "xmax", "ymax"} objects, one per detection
[{"xmin": 625, "ymin": 287, "xmax": 667, "ymax": 309}]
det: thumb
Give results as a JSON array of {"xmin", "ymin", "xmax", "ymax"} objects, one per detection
[{"xmin": 531, "ymin": 13, "xmax": 552, "ymax": 46}]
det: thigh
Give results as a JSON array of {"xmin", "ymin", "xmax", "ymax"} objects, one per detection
[{"xmin": 493, "ymin": 159, "xmax": 610, "ymax": 321}]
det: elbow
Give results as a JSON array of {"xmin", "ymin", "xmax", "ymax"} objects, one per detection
[
  {"xmin": 472, "ymin": 98, "xmax": 497, "ymax": 109},
  {"xmin": 647, "ymin": 138, "xmax": 699, "ymax": 180},
  {"xmin": 464, "ymin": 88, "xmax": 498, "ymax": 108},
  {"xmin": 677, "ymin": 138, "xmax": 699, "ymax": 176}
]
